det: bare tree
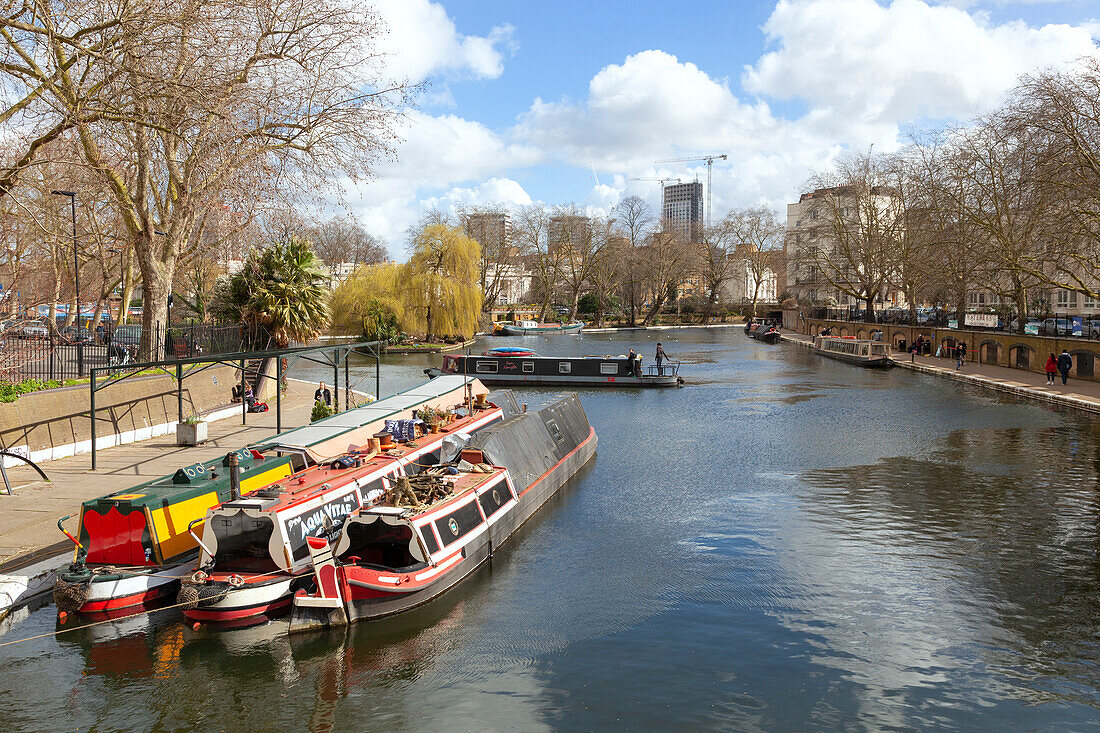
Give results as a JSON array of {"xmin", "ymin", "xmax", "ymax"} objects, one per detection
[
  {"xmin": 514, "ymin": 204, "xmax": 561, "ymax": 321},
  {"xmin": 0, "ymin": 0, "xmax": 407, "ymax": 358},
  {"xmin": 306, "ymin": 216, "xmax": 388, "ymax": 273},
  {"xmin": 612, "ymin": 196, "xmax": 654, "ymax": 326},
  {"xmin": 801, "ymin": 152, "xmax": 905, "ymax": 322},
  {"xmin": 728, "ymin": 206, "xmax": 784, "ymax": 318},
  {"xmin": 640, "ymin": 222, "xmax": 690, "ymax": 325},
  {"xmin": 460, "ymin": 205, "xmax": 515, "ymax": 313},
  {"xmin": 586, "ymin": 219, "xmax": 626, "ymax": 328}
]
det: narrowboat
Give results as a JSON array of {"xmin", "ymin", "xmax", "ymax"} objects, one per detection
[
  {"xmin": 177, "ymin": 397, "xmax": 505, "ymax": 625},
  {"xmin": 52, "ymin": 449, "xmax": 297, "ymax": 615},
  {"xmin": 53, "ymin": 376, "xmax": 490, "ymax": 617},
  {"xmin": 495, "ymin": 320, "xmax": 584, "ymax": 336},
  {"xmin": 289, "ymin": 392, "xmax": 597, "ymax": 631},
  {"xmin": 745, "ymin": 321, "xmax": 782, "ymax": 344},
  {"xmin": 426, "ymin": 353, "xmax": 682, "ymax": 387},
  {"xmin": 812, "ymin": 335, "xmax": 893, "ymax": 368}
]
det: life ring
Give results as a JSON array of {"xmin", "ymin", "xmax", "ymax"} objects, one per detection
[
  {"xmin": 227, "ymin": 574, "xmax": 245, "ymax": 588},
  {"xmin": 190, "ymin": 570, "xmax": 209, "ymax": 584}
]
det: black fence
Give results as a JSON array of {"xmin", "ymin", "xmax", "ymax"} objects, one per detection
[
  {"xmin": 806, "ymin": 307, "xmax": 1100, "ymax": 341},
  {"xmin": 2, "ymin": 322, "xmax": 245, "ymax": 383}
]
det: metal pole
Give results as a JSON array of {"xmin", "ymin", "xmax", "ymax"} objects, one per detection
[
  {"xmin": 90, "ymin": 370, "xmax": 96, "ymax": 470},
  {"xmin": 69, "ymin": 195, "xmax": 79, "ymax": 330},
  {"xmin": 374, "ymin": 344, "xmax": 380, "ymax": 400},
  {"xmin": 276, "ymin": 356, "xmax": 282, "ymax": 434},
  {"xmin": 241, "ymin": 359, "xmax": 247, "ymax": 425},
  {"xmin": 333, "ymin": 348, "xmax": 339, "ymax": 413},
  {"xmin": 176, "ymin": 362, "xmax": 183, "ymax": 423},
  {"xmin": 344, "ymin": 348, "xmax": 350, "ymax": 409}
]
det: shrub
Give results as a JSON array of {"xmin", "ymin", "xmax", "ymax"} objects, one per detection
[{"xmin": 311, "ymin": 400, "xmax": 333, "ymax": 422}]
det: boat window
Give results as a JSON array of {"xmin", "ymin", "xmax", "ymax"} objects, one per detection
[
  {"xmin": 522, "ymin": 361, "xmax": 534, "ymax": 373},
  {"xmin": 559, "ymin": 361, "xmax": 571, "ymax": 374},
  {"xmin": 340, "ymin": 519, "xmax": 426, "ymax": 571},
  {"xmin": 478, "ymin": 481, "xmax": 513, "ymax": 519},
  {"xmin": 434, "ymin": 499, "xmax": 483, "ymax": 547},
  {"xmin": 476, "ymin": 360, "xmax": 498, "ymax": 373},
  {"xmin": 420, "ymin": 524, "xmax": 440, "ymax": 555},
  {"xmin": 600, "ymin": 362, "xmax": 618, "ymax": 375}
]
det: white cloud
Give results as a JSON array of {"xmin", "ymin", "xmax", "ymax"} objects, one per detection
[
  {"xmin": 421, "ymin": 177, "xmax": 534, "ymax": 212},
  {"xmin": 744, "ymin": 0, "xmax": 1099, "ymax": 125},
  {"xmin": 373, "ymin": 0, "xmax": 515, "ymax": 84}
]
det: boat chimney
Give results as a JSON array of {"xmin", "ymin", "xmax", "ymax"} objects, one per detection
[{"xmin": 228, "ymin": 451, "xmax": 241, "ymax": 501}]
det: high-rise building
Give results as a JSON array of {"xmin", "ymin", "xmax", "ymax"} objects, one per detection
[
  {"xmin": 662, "ymin": 181, "xmax": 703, "ymax": 239},
  {"xmin": 464, "ymin": 211, "xmax": 511, "ymax": 254},
  {"xmin": 548, "ymin": 215, "xmax": 591, "ymax": 256}
]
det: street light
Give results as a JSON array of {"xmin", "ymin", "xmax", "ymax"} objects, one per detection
[{"xmin": 50, "ymin": 190, "xmax": 79, "ymax": 329}]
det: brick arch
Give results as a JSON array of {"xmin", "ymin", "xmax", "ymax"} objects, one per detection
[
  {"xmin": 891, "ymin": 331, "xmax": 907, "ymax": 347},
  {"xmin": 1070, "ymin": 349, "xmax": 1098, "ymax": 378},
  {"xmin": 856, "ymin": 328, "xmax": 868, "ymax": 340},
  {"xmin": 978, "ymin": 339, "xmax": 1000, "ymax": 364},
  {"xmin": 839, "ymin": 326, "xmax": 849, "ymax": 337},
  {"xmin": 1008, "ymin": 343, "xmax": 1033, "ymax": 370}
]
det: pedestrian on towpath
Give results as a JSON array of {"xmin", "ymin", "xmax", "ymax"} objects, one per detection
[
  {"xmin": 1057, "ymin": 349, "xmax": 1073, "ymax": 386},
  {"xmin": 1045, "ymin": 353, "xmax": 1057, "ymax": 385},
  {"xmin": 315, "ymin": 381, "xmax": 332, "ymax": 406},
  {"xmin": 956, "ymin": 341, "xmax": 967, "ymax": 370},
  {"xmin": 655, "ymin": 343, "xmax": 667, "ymax": 375}
]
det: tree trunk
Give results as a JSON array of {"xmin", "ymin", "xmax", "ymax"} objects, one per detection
[
  {"xmin": 864, "ymin": 294, "xmax": 875, "ymax": 322},
  {"xmin": 1015, "ymin": 285, "xmax": 1028, "ymax": 334},
  {"xmin": 138, "ymin": 254, "xmax": 173, "ymax": 361}
]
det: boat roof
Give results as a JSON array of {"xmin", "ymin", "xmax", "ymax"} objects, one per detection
[
  {"xmin": 83, "ymin": 449, "xmax": 295, "ymax": 511},
  {"xmin": 251, "ymin": 375, "xmax": 483, "ymax": 453}
]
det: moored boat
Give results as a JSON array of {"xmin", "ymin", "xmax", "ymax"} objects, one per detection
[
  {"xmin": 812, "ymin": 335, "xmax": 892, "ymax": 368},
  {"xmin": 426, "ymin": 353, "xmax": 682, "ymax": 387},
  {"xmin": 53, "ymin": 449, "xmax": 297, "ymax": 616},
  {"xmin": 53, "ymin": 376, "xmax": 492, "ymax": 617},
  {"xmin": 745, "ymin": 321, "xmax": 782, "ymax": 344},
  {"xmin": 496, "ymin": 320, "xmax": 584, "ymax": 336},
  {"xmin": 289, "ymin": 392, "xmax": 597, "ymax": 631},
  {"xmin": 177, "ymin": 398, "xmax": 506, "ymax": 625}
]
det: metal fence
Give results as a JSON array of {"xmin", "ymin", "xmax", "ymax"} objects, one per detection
[
  {"xmin": 806, "ymin": 307, "xmax": 1100, "ymax": 341},
  {"xmin": 2, "ymin": 322, "xmax": 245, "ymax": 383}
]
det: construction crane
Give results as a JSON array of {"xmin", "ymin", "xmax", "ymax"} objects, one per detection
[
  {"xmin": 654, "ymin": 154, "xmax": 728, "ymax": 228},
  {"xmin": 629, "ymin": 176, "xmax": 681, "ymax": 188}
]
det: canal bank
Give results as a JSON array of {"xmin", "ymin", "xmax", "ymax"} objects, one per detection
[{"xmin": 782, "ymin": 331, "xmax": 1100, "ymax": 414}]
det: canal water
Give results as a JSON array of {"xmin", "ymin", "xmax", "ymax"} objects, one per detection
[{"xmin": 3, "ymin": 327, "xmax": 1100, "ymax": 731}]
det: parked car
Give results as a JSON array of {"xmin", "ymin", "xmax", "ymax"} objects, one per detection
[
  {"xmin": 110, "ymin": 324, "xmax": 143, "ymax": 346},
  {"xmin": 18, "ymin": 323, "xmax": 48, "ymax": 339},
  {"xmin": 60, "ymin": 325, "xmax": 92, "ymax": 343}
]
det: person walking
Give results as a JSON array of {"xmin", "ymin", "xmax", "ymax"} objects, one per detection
[
  {"xmin": 1057, "ymin": 349, "xmax": 1073, "ymax": 386},
  {"xmin": 956, "ymin": 341, "xmax": 967, "ymax": 370},
  {"xmin": 315, "ymin": 381, "xmax": 332, "ymax": 406},
  {"xmin": 1045, "ymin": 353, "xmax": 1057, "ymax": 385},
  {"xmin": 655, "ymin": 343, "xmax": 667, "ymax": 375}
]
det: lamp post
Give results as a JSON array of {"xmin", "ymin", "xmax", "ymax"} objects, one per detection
[{"xmin": 50, "ymin": 190, "xmax": 79, "ymax": 329}]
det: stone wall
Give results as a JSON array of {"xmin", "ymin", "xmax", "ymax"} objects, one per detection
[
  {"xmin": 794, "ymin": 315, "xmax": 1100, "ymax": 382},
  {"xmin": 0, "ymin": 364, "xmax": 240, "ymax": 457}
]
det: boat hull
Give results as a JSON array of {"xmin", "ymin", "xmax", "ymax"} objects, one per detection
[
  {"xmin": 182, "ymin": 576, "xmax": 297, "ymax": 623},
  {"xmin": 813, "ymin": 349, "xmax": 893, "ymax": 368},
  {"xmin": 498, "ymin": 323, "xmax": 583, "ymax": 336},
  {"xmin": 54, "ymin": 563, "xmax": 192, "ymax": 614},
  {"xmin": 290, "ymin": 425, "xmax": 598, "ymax": 631},
  {"xmin": 426, "ymin": 370, "xmax": 678, "ymax": 388}
]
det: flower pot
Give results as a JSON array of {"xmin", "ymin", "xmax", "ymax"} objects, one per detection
[
  {"xmin": 430, "ymin": 424, "xmax": 440, "ymax": 434},
  {"xmin": 177, "ymin": 421, "xmax": 208, "ymax": 446}
]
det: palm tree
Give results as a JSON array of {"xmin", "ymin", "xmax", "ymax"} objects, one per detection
[{"xmin": 213, "ymin": 236, "xmax": 331, "ymax": 347}]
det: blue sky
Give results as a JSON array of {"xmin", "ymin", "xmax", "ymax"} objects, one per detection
[{"xmin": 349, "ymin": 0, "xmax": 1100, "ymax": 249}]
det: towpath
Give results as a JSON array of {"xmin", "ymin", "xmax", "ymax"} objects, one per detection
[
  {"xmin": 0, "ymin": 379, "xmax": 318, "ymax": 567},
  {"xmin": 782, "ymin": 331, "xmax": 1100, "ymax": 415}
]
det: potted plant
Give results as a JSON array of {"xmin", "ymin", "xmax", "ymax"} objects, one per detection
[{"xmin": 177, "ymin": 413, "xmax": 208, "ymax": 446}]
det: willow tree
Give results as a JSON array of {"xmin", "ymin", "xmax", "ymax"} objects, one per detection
[
  {"xmin": 402, "ymin": 223, "xmax": 481, "ymax": 340},
  {"xmin": 331, "ymin": 262, "xmax": 405, "ymax": 342}
]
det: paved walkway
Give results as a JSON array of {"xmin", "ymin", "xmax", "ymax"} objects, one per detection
[
  {"xmin": 782, "ymin": 332, "xmax": 1100, "ymax": 414},
  {"xmin": 0, "ymin": 380, "xmax": 318, "ymax": 565}
]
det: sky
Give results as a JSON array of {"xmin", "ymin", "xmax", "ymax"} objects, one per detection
[{"xmin": 342, "ymin": 0, "xmax": 1100, "ymax": 254}]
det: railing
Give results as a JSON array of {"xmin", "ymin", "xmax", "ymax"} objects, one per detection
[
  {"xmin": 648, "ymin": 361, "xmax": 681, "ymax": 377},
  {"xmin": 1, "ymin": 322, "xmax": 245, "ymax": 383},
  {"xmin": 804, "ymin": 308, "xmax": 1100, "ymax": 341}
]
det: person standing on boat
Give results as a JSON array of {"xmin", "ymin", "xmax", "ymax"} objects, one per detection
[
  {"xmin": 1057, "ymin": 349, "xmax": 1073, "ymax": 385},
  {"xmin": 1045, "ymin": 353, "xmax": 1057, "ymax": 385},
  {"xmin": 655, "ymin": 343, "xmax": 667, "ymax": 375},
  {"xmin": 627, "ymin": 348, "xmax": 641, "ymax": 377},
  {"xmin": 315, "ymin": 381, "xmax": 332, "ymax": 406}
]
